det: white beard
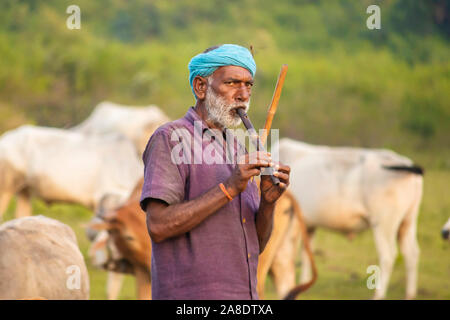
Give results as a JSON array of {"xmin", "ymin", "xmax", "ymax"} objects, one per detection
[{"xmin": 204, "ymin": 85, "xmax": 250, "ymax": 129}]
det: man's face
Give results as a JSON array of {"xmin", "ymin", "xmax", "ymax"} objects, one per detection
[{"xmin": 203, "ymin": 65, "xmax": 253, "ymax": 128}]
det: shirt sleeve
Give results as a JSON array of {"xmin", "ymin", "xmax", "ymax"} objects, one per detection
[{"xmin": 140, "ymin": 128, "xmax": 187, "ymax": 212}]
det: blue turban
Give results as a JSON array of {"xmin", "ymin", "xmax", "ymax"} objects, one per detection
[{"xmin": 188, "ymin": 44, "xmax": 256, "ymax": 97}]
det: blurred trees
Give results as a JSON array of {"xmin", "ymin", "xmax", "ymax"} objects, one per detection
[{"xmin": 0, "ymin": 0, "xmax": 448, "ymax": 152}]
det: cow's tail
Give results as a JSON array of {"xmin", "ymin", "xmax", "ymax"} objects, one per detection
[
  {"xmin": 382, "ymin": 164, "xmax": 424, "ymax": 176},
  {"xmin": 282, "ymin": 192, "xmax": 318, "ymax": 300}
]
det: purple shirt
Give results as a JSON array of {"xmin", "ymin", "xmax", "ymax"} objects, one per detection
[{"xmin": 140, "ymin": 107, "xmax": 261, "ymax": 300}]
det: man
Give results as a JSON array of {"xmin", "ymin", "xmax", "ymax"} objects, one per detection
[{"xmin": 140, "ymin": 44, "xmax": 291, "ymax": 299}]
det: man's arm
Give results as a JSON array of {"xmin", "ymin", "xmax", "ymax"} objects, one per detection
[
  {"xmin": 146, "ymin": 152, "xmax": 272, "ymax": 243},
  {"xmin": 255, "ymin": 200, "xmax": 275, "ymax": 253},
  {"xmin": 146, "ymin": 180, "xmax": 235, "ymax": 243}
]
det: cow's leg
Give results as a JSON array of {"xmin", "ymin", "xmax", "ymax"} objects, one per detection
[
  {"xmin": 271, "ymin": 253, "xmax": 296, "ymax": 298},
  {"xmin": 0, "ymin": 192, "xmax": 13, "ymax": 222},
  {"xmin": 270, "ymin": 221, "xmax": 301, "ymax": 298},
  {"xmin": 398, "ymin": 197, "xmax": 421, "ymax": 300},
  {"xmin": 372, "ymin": 225, "xmax": 398, "ymax": 300},
  {"xmin": 257, "ymin": 230, "xmax": 278, "ymax": 299},
  {"xmin": 15, "ymin": 189, "xmax": 32, "ymax": 218},
  {"xmin": 257, "ymin": 249, "xmax": 271, "ymax": 299},
  {"xmin": 300, "ymin": 228, "xmax": 315, "ymax": 284},
  {"xmin": 257, "ymin": 196, "xmax": 294, "ymax": 299},
  {"xmin": 106, "ymin": 271, "xmax": 124, "ymax": 300},
  {"xmin": 135, "ymin": 266, "xmax": 151, "ymax": 300},
  {"xmin": 398, "ymin": 221, "xmax": 419, "ymax": 300}
]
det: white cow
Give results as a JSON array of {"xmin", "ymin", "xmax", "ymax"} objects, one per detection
[
  {"xmin": 0, "ymin": 125, "xmax": 143, "ymax": 220},
  {"xmin": 0, "ymin": 215, "xmax": 90, "ymax": 299},
  {"xmin": 71, "ymin": 101, "xmax": 170, "ymax": 155},
  {"xmin": 273, "ymin": 138, "xmax": 424, "ymax": 299},
  {"xmin": 442, "ymin": 218, "xmax": 450, "ymax": 241}
]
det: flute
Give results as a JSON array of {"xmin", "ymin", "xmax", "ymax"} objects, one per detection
[{"xmin": 236, "ymin": 107, "xmax": 281, "ymax": 186}]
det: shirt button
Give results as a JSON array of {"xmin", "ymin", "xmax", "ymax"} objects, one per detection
[
  {"xmin": 248, "ymin": 253, "xmax": 251, "ymax": 259},
  {"xmin": 242, "ymin": 218, "xmax": 246, "ymax": 223}
]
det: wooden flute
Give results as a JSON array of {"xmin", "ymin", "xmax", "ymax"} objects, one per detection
[{"xmin": 236, "ymin": 107, "xmax": 281, "ymax": 186}]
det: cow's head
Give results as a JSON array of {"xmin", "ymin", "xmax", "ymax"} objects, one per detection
[
  {"xmin": 88, "ymin": 200, "xmax": 151, "ymax": 271},
  {"xmin": 95, "ymin": 193, "xmax": 126, "ymax": 219},
  {"xmin": 442, "ymin": 218, "xmax": 450, "ymax": 241}
]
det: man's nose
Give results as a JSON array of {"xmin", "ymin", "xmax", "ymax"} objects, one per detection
[{"xmin": 235, "ymin": 84, "xmax": 250, "ymax": 102}]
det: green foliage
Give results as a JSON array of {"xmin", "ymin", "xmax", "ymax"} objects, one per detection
[{"xmin": 0, "ymin": 0, "xmax": 448, "ymax": 164}]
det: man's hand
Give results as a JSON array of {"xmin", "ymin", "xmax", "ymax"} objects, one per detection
[
  {"xmin": 260, "ymin": 162, "xmax": 290, "ymax": 204},
  {"xmin": 224, "ymin": 151, "xmax": 272, "ymax": 197}
]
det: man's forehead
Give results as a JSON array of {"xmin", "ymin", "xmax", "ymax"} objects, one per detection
[{"xmin": 213, "ymin": 65, "xmax": 253, "ymax": 81}]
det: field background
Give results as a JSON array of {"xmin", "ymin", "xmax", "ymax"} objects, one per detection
[{"xmin": 1, "ymin": 0, "xmax": 449, "ymax": 299}]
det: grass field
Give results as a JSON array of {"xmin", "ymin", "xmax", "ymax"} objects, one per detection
[{"xmin": 3, "ymin": 169, "xmax": 449, "ymax": 300}]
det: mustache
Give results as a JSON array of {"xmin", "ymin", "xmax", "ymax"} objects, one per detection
[{"xmin": 229, "ymin": 102, "xmax": 250, "ymax": 112}]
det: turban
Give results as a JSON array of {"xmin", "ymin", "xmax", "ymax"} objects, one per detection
[{"xmin": 188, "ymin": 44, "xmax": 256, "ymax": 97}]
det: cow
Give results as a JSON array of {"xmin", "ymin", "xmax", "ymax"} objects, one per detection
[
  {"xmin": 272, "ymin": 138, "xmax": 424, "ymax": 300},
  {"xmin": 0, "ymin": 215, "xmax": 90, "ymax": 299},
  {"xmin": 88, "ymin": 179, "xmax": 316, "ymax": 300},
  {"xmin": 71, "ymin": 101, "xmax": 170, "ymax": 156},
  {"xmin": 87, "ymin": 179, "xmax": 152, "ymax": 300},
  {"xmin": 442, "ymin": 218, "xmax": 450, "ymax": 241},
  {"xmin": 257, "ymin": 189, "xmax": 317, "ymax": 300},
  {"xmin": 0, "ymin": 125, "xmax": 143, "ymax": 220}
]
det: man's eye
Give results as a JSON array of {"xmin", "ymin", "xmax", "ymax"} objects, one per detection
[{"xmin": 224, "ymin": 81, "xmax": 253, "ymax": 87}]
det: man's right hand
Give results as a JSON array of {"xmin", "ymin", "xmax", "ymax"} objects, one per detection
[{"xmin": 224, "ymin": 151, "xmax": 273, "ymax": 197}]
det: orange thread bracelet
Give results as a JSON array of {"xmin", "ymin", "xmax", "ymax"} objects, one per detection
[{"xmin": 219, "ymin": 183, "xmax": 233, "ymax": 201}]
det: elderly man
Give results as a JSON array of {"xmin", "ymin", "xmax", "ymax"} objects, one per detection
[{"xmin": 140, "ymin": 44, "xmax": 291, "ymax": 300}]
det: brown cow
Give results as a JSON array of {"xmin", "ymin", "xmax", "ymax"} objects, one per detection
[
  {"xmin": 88, "ymin": 179, "xmax": 151, "ymax": 300},
  {"xmin": 88, "ymin": 179, "xmax": 316, "ymax": 300},
  {"xmin": 257, "ymin": 189, "xmax": 317, "ymax": 300}
]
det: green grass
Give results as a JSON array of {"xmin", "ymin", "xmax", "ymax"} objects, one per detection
[{"xmin": 3, "ymin": 169, "xmax": 449, "ymax": 300}]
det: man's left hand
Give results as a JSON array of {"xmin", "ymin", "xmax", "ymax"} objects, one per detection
[{"xmin": 260, "ymin": 162, "xmax": 290, "ymax": 204}]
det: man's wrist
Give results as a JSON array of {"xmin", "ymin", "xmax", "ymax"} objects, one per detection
[
  {"xmin": 259, "ymin": 198, "xmax": 277, "ymax": 215},
  {"xmin": 223, "ymin": 180, "xmax": 239, "ymax": 198}
]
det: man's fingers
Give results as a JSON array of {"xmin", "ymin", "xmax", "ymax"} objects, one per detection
[
  {"xmin": 246, "ymin": 151, "xmax": 272, "ymax": 164},
  {"xmin": 273, "ymin": 171, "xmax": 289, "ymax": 182},
  {"xmin": 274, "ymin": 163, "xmax": 290, "ymax": 174},
  {"xmin": 246, "ymin": 161, "xmax": 270, "ymax": 169},
  {"xmin": 247, "ymin": 168, "xmax": 261, "ymax": 177},
  {"xmin": 237, "ymin": 155, "xmax": 266, "ymax": 165},
  {"xmin": 238, "ymin": 155, "xmax": 272, "ymax": 167},
  {"xmin": 278, "ymin": 182, "xmax": 287, "ymax": 189},
  {"xmin": 247, "ymin": 157, "xmax": 271, "ymax": 165}
]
